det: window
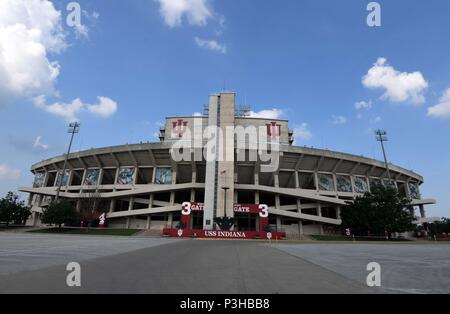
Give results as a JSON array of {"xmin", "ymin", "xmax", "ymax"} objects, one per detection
[
  {"xmin": 318, "ymin": 174, "xmax": 335, "ymax": 191},
  {"xmin": 336, "ymin": 175, "xmax": 352, "ymax": 192},
  {"xmin": 353, "ymin": 176, "xmax": 369, "ymax": 193}
]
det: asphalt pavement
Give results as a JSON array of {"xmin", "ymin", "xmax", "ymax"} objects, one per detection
[{"xmin": 1, "ymin": 233, "xmax": 448, "ymax": 294}]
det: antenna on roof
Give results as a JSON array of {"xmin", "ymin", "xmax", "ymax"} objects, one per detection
[{"xmin": 235, "ymin": 104, "xmax": 251, "ymax": 117}]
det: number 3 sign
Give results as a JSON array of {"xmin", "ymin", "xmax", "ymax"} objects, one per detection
[
  {"xmin": 181, "ymin": 202, "xmax": 191, "ymax": 216},
  {"xmin": 259, "ymin": 204, "xmax": 269, "ymax": 218}
]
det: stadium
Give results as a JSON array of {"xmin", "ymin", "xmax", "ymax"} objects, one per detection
[{"xmin": 20, "ymin": 92, "xmax": 436, "ymax": 239}]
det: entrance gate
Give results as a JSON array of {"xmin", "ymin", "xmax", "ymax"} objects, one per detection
[{"xmin": 163, "ymin": 202, "xmax": 286, "ymax": 240}]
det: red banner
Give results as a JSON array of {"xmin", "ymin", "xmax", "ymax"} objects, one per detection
[
  {"xmin": 163, "ymin": 228, "xmax": 285, "ymax": 240},
  {"xmin": 182, "ymin": 202, "xmax": 266, "ymax": 214}
]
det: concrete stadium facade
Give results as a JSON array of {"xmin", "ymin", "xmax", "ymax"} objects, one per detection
[{"xmin": 20, "ymin": 92, "xmax": 436, "ymax": 238}]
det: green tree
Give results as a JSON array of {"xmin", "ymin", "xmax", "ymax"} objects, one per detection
[
  {"xmin": 0, "ymin": 192, "xmax": 30, "ymax": 227},
  {"xmin": 430, "ymin": 218, "xmax": 450, "ymax": 234},
  {"xmin": 341, "ymin": 185, "xmax": 414, "ymax": 237},
  {"xmin": 41, "ymin": 200, "xmax": 78, "ymax": 228}
]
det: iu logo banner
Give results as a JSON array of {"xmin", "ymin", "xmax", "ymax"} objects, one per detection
[
  {"xmin": 99, "ymin": 213, "xmax": 106, "ymax": 228},
  {"xmin": 266, "ymin": 122, "xmax": 281, "ymax": 140},
  {"xmin": 171, "ymin": 119, "xmax": 188, "ymax": 139}
]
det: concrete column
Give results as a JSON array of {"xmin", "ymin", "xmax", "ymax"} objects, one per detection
[
  {"xmin": 190, "ymin": 189, "xmax": 196, "ymax": 202},
  {"xmin": 109, "ymin": 199, "xmax": 116, "ymax": 213},
  {"xmin": 317, "ymin": 205, "xmax": 324, "ymax": 235},
  {"xmin": 114, "ymin": 167, "xmax": 120, "ymax": 187},
  {"xmin": 274, "ymin": 173, "xmax": 279, "ymax": 188},
  {"xmin": 332, "ymin": 173, "xmax": 338, "ymax": 196},
  {"xmin": 336, "ymin": 206, "xmax": 341, "ymax": 220},
  {"xmin": 314, "ymin": 172, "xmax": 319, "ymax": 191},
  {"xmin": 254, "ymin": 172, "xmax": 259, "ymax": 186},
  {"xmin": 167, "ymin": 213, "xmax": 173, "ymax": 228},
  {"xmin": 151, "ymin": 167, "xmax": 156, "ymax": 184},
  {"xmin": 128, "ymin": 197, "xmax": 134, "ymax": 211},
  {"xmin": 275, "ymin": 195, "xmax": 281, "ymax": 209},
  {"xmin": 76, "ymin": 199, "xmax": 81, "ymax": 212},
  {"xmin": 255, "ymin": 191, "xmax": 260, "ymax": 204},
  {"xmin": 98, "ymin": 168, "xmax": 104, "ymax": 186},
  {"xmin": 170, "ymin": 191, "xmax": 175, "ymax": 205},
  {"xmin": 298, "ymin": 220, "xmax": 304, "ymax": 237},
  {"xmin": 276, "ymin": 216, "xmax": 282, "ymax": 232},
  {"xmin": 419, "ymin": 205, "xmax": 426, "ymax": 218},
  {"xmin": 294, "ymin": 171, "xmax": 300, "ymax": 189},
  {"xmin": 171, "ymin": 168, "xmax": 177, "ymax": 185},
  {"xmin": 149, "ymin": 194, "xmax": 154, "ymax": 208},
  {"xmin": 43, "ymin": 171, "xmax": 50, "ymax": 187},
  {"xmin": 297, "ymin": 198, "xmax": 303, "ymax": 238},
  {"xmin": 126, "ymin": 218, "xmax": 131, "ymax": 229},
  {"xmin": 204, "ymin": 92, "xmax": 236, "ymax": 229},
  {"xmin": 27, "ymin": 193, "xmax": 33, "ymax": 207},
  {"xmin": 67, "ymin": 170, "xmax": 74, "ymax": 188},
  {"xmin": 204, "ymin": 95, "xmax": 219, "ymax": 229},
  {"xmin": 133, "ymin": 167, "xmax": 138, "ymax": 185},
  {"xmin": 31, "ymin": 211, "xmax": 38, "ymax": 227},
  {"xmin": 191, "ymin": 167, "xmax": 197, "ymax": 183},
  {"xmin": 146, "ymin": 215, "xmax": 151, "ymax": 229},
  {"xmin": 317, "ymin": 203, "xmax": 322, "ymax": 217},
  {"xmin": 80, "ymin": 168, "xmax": 87, "ymax": 187}
]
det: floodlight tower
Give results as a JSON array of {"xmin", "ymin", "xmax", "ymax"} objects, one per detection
[
  {"xmin": 375, "ymin": 129, "xmax": 391, "ymax": 181},
  {"xmin": 55, "ymin": 122, "xmax": 80, "ymax": 202}
]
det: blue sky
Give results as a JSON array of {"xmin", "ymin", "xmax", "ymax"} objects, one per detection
[{"xmin": 0, "ymin": 0, "xmax": 449, "ymax": 217}]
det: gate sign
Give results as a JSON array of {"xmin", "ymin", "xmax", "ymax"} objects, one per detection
[{"xmin": 164, "ymin": 202, "xmax": 285, "ymax": 240}]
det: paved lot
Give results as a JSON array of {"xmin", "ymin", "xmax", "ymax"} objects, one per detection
[
  {"xmin": 0, "ymin": 233, "xmax": 448, "ymax": 294},
  {"xmin": 272, "ymin": 243, "xmax": 450, "ymax": 294},
  {"xmin": 0, "ymin": 233, "xmax": 178, "ymax": 275}
]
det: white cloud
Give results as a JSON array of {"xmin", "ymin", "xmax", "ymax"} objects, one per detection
[
  {"xmin": 362, "ymin": 58, "xmax": 428, "ymax": 104},
  {"xmin": 0, "ymin": 164, "xmax": 20, "ymax": 180},
  {"xmin": 332, "ymin": 115, "xmax": 347, "ymax": 125},
  {"xmin": 86, "ymin": 97, "xmax": 118, "ymax": 118},
  {"xmin": 293, "ymin": 123, "xmax": 312, "ymax": 142},
  {"xmin": 156, "ymin": 0, "xmax": 212, "ymax": 27},
  {"xmin": 428, "ymin": 88, "xmax": 450, "ymax": 119},
  {"xmin": 354, "ymin": 100, "xmax": 372, "ymax": 110},
  {"xmin": 248, "ymin": 109, "xmax": 284, "ymax": 119},
  {"xmin": 0, "ymin": 0, "xmax": 66, "ymax": 103},
  {"xmin": 0, "ymin": 0, "xmax": 109, "ymax": 114},
  {"xmin": 372, "ymin": 116, "xmax": 382, "ymax": 123},
  {"xmin": 193, "ymin": 112, "xmax": 203, "ymax": 116},
  {"xmin": 34, "ymin": 96, "xmax": 118, "ymax": 122},
  {"xmin": 194, "ymin": 37, "xmax": 226, "ymax": 54},
  {"xmin": 33, "ymin": 136, "xmax": 49, "ymax": 150}
]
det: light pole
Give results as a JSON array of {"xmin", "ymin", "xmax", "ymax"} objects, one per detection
[
  {"xmin": 55, "ymin": 122, "xmax": 80, "ymax": 202},
  {"xmin": 375, "ymin": 129, "xmax": 391, "ymax": 181}
]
